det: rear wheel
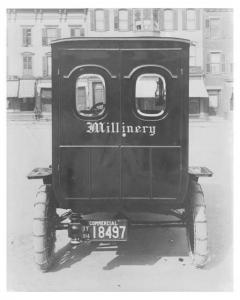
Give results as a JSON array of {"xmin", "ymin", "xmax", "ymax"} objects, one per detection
[
  {"xmin": 33, "ymin": 184, "xmax": 57, "ymax": 272},
  {"xmin": 186, "ymin": 179, "xmax": 209, "ymax": 268}
]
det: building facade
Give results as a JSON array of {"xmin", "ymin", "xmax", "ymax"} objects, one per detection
[
  {"xmin": 203, "ymin": 8, "xmax": 233, "ymax": 117},
  {"xmin": 7, "ymin": 8, "xmax": 233, "ymax": 118}
]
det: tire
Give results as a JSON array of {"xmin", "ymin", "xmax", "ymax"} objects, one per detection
[
  {"xmin": 33, "ymin": 184, "xmax": 57, "ymax": 272},
  {"xmin": 186, "ymin": 179, "xmax": 209, "ymax": 268}
]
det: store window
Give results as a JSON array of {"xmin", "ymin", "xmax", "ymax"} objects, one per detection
[
  {"xmin": 164, "ymin": 9, "xmax": 174, "ymax": 30},
  {"xmin": 186, "ymin": 9, "xmax": 197, "ymax": 30},
  {"xmin": 208, "ymin": 90, "xmax": 219, "ymax": 115},
  {"xmin": 189, "ymin": 99, "xmax": 200, "ymax": 115},
  {"xmin": 118, "ymin": 9, "xmax": 129, "ymax": 31},
  {"xmin": 22, "ymin": 27, "xmax": 32, "ymax": 47},
  {"xmin": 70, "ymin": 26, "xmax": 85, "ymax": 37},
  {"xmin": 135, "ymin": 73, "xmax": 166, "ymax": 117},
  {"xmin": 76, "ymin": 74, "xmax": 106, "ymax": 117}
]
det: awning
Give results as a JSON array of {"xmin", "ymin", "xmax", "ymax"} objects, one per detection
[
  {"xmin": 189, "ymin": 79, "xmax": 208, "ymax": 98},
  {"xmin": 7, "ymin": 80, "xmax": 19, "ymax": 98},
  {"xmin": 18, "ymin": 79, "xmax": 35, "ymax": 98}
]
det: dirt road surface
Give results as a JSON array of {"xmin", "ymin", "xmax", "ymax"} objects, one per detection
[{"xmin": 7, "ymin": 118, "xmax": 233, "ymax": 291}]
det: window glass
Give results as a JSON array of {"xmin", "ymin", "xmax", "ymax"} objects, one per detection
[
  {"xmin": 186, "ymin": 9, "xmax": 196, "ymax": 30},
  {"xmin": 119, "ymin": 9, "xmax": 129, "ymax": 31},
  {"xmin": 95, "ymin": 9, "xmax": 105, "ymax": 31},
  {"xmin": 164, "ymin": 9, "xmax": 174, "ymax": 30},
  {"xmin": 135, "ymin": 74, "xmax": 166, "ymax": 117},
  {"xmin": 76, "ymin": 74, "xmax": 106, "ymax": 117}
]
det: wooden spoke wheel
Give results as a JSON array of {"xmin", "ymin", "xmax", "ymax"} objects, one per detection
[
  {"xmin": 33, "ymin": 184, "xmax": 57, "ymax": 272},
  {"xmin": 186, "ymin": 179, "xmax": 209, "ymax": 268}
]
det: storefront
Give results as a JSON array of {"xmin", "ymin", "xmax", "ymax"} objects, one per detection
[
  {"xmin": 7, "ymin": 80, "xmax": 20, "ymax": 111},
  {"xmin": 36, "ymin": 80, "xmax": 52, "ymax": 112},
  {"xmin": 189, "ymin": 77, "xmax": 209, "ymax": 118},
  {"xmin": 18, "ymin": 79, "xmax": 36, "ymax": 111}
]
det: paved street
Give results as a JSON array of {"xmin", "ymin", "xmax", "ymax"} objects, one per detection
[{"xmin": 7, "ymin": 117, "xmax": 233, "ymax": 291}]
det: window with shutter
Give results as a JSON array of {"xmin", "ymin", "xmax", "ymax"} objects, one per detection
[
  {"xmin": 23, "ymin": 54, "xmax": 33, "ymax": 76},
  {"xmin": 173, "ymin": 9, "xmax": 178, "ymax": 30},
  {"xmin": 104, "ymin": 10, "xmax": 110, "ymax": 31},
  {"xmin": 182, "ymin": 9, "xmax": 187, "ymax": 30},
  {"xmin": 22, "ymin": 28, "xmax": 32, "ymax": 47},
  {"xmin": 70, "ymin": 27, "xmax": 85, "ymax": 37},
  {"xmin": 221, "ymin": 53, "xmax": 225, "ymax": 73},
  {"xmin": 186, "ymin": 9, "xmax": 197, "ymax": 30},
  {"xmin": 95, "ymin": 9, "xmax": 105, "ymax": 31},
  {"xmin": 114, "ymin": 9, "xmax": 119, "ymax": 31},
  {"xmin": 118, "ymin": 9, "xmax": 129, "ymax": 31},
  {"xmin": 209, "ymin": 18, "xmax": 221, "ymax": 39},
  {"xmin": 128, "ymin": 9, "xmax": 133, "ymax": 31},
  {"xmin": 164, "ymin": 9, "xmax": 174, "ymax": 30},
  {"xmin": 42, "ymin": 56, "xmax": 47, "ymax": 77},
  {"xmin": 42, "ymin": 28, "xmax": 47, "ymax": 46},
  {"xmin": 159, "ymin": 9, "xmax": 164, "ymax": 30},
  {"xmin": 209, "ymin": 52, "xmax": 222, "ymax": 74},
  {"xmin": 90, "ymin": 9, "xmax": 96, "ymax": 31},
  {"xmin": 190, "ymin": 45, "xmax": 196, "ymax": 66},
  {"xmin": 153, "ymin": 9, "xmax": 159, "ymax": 31}
]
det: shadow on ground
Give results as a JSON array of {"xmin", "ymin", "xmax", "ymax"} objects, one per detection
[{"xmin": 50, "ymin": 223, "xmax": 189, "ymax": 272}]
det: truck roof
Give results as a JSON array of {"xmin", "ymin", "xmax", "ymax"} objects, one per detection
[{"xmin": 51, "ymin": 36, "xmax": 191, "ymax": 45}]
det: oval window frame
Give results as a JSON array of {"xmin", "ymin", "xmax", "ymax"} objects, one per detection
[
  {"xmin": 135, "ymin": 73, "xmax": 167, "ymax": 118},
  {"xmin": 75, "ymin": 73, "xmax": 107, "ymax": 118}
]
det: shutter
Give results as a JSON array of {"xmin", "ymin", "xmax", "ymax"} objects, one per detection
[
  {"xmin": 70, "ymin": 28, "xmax": 74, "ymax": 37},
  {"xmin": 221, "ymin": 53, "xmax": 225, "ymax": 72},
  {"xmin": 182, "ymin": 9, "xmax": 187, "ymax": 30},
  {"xmin": 153, "ymin": 8, "xmax": 159, "ymax": 31},
  {"xmin": 42, "ymin": 56, "xmax": 47, "ymax": 77},
  {"xmin": 128, "ymin": 9, "xmax": 133, "ymax": 31},
  {"xmin": 22, "ymin": 28, "xmax": 26, "ymax": 46},
  {"xmin": 90, "ymin": 9, "xmax": 95, "ymax": 31},
  {"xmin": 42, "ymin": 28, "xmax": 47, "ymax": 46},
  {"xmin": 205, "ymin": 18, "xmax": 210, "ymax": 38},
  {"xmin": 159, "ymin": 9, "xmax": 164, "ymax": 30},
  {"xmin": 206, "ymin": 53, "xmax": 210, "ymax": 73},
  {"xmin": 57, "ymin": 28, "xmax": 61, "ymax": 39},
  {"xmin": 114, "ymin": 9, "xmax": 119, "ymax": 31},
  {"xmin": 173, "ymin": 9, "xmax": 178, "ymax": 30},
  {"xmin": 104, "ymin": 10, "xmax": 110, "ymax": 31},
  {"xmin": 196, "ymin": 9, "xmax": 200, "ymax": 30}
]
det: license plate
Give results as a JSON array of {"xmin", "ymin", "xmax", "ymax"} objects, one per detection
[{"xmin": 84, "ymin": 220, "xmax": 128, "ymax": 241}]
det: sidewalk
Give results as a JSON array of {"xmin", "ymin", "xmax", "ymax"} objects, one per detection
[
  {"xmin": 7, "ymin": 111, "xmax": 233, "ymax": 125},
  {"xmin": 7, "ymin": 111, "xmax": 52, "ymax": 122}
]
